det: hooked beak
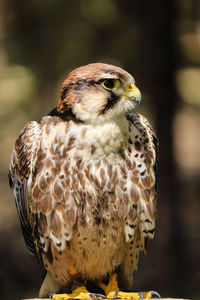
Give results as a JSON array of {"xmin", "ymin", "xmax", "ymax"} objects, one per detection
[{"xmin": 123, "ymin": 83, "xmax": 141, "ymax": 104}]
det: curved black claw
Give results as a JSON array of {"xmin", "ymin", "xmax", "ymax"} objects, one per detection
[
  {"xmin": 149, "ymin": 291, "xmax": 161, "ymax": 298},
  {"xmin": 111, "ymin": 290, "xmax": 119, "ymax": 300}
]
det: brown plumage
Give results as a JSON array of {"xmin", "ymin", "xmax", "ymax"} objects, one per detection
[{"xmin": 9, "ymin": 63, "xmax": 158, "ymax": 298}]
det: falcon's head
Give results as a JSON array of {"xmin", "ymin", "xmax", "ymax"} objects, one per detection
[{"xmin": 57, "ymin": 63, "xmax": 141, "ymax": 123}]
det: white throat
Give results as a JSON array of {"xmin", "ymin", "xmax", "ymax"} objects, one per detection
[{"xmin": 75, "ymin": 114, "xmax": 129, "ymax": 158}]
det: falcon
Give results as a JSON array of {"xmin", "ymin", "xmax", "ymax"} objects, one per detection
[{"xmin": 9, "ymin": 63, "xmax": 158, "ymax": 300}]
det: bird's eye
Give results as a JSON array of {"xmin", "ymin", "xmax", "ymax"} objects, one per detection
[{"xmin": 100, "ymin": 79, "xmax": 120, "ymax": 91}]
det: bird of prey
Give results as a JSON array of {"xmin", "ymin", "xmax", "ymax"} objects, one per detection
[{"xmin": 9, "ymin": 63, "xmax": 158, "ymax": 300}]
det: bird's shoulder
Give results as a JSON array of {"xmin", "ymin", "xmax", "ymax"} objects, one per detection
[
  {"xmin": 126, "ymin": 112, "xmax": 158, "ymax": 158},
  {"xmin": 14, "ymin": 109, "xmax": 80, "ymax": 179},
  {"xmin": 9, "ymin": 120, "xmax": 41, "ymax": 185}
]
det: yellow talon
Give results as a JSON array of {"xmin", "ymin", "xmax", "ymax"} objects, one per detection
[
  {"xmin": 107, "ymin": 291, "xmax": 152, "ymax": 299},
  {"xmin": 143, "ymin": 292, "xmax": 153, "ymax": 299},
  {"xmin": 98, "ymin": 273, "xmax": 153, "ymax": 299},
  {"xmin": 53, "ymin": 273, "xmax": 155, "ymax": 300},
  {"xmin": 108, "ymin": 291, "xmax": 140, "ymax": 299},
  {"xmin": 98, "ymin": 273, "xmax": 119, "ymax": 296},
  {"xmin": 52, "ymin": 286, "xmax": 91, "ymax": 300}
]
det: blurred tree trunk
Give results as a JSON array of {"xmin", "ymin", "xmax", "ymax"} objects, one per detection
[{"xmin": 139, "ymin": 0, "xmax": 184, "ymax": 294}]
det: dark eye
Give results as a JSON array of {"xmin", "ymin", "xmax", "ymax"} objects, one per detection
[
  {"xmin": 100, "ymin": 79, "xmax": 120, "ymax": 91},
  {"xmin": 102, "ymin": 79, "xmax": 114, "ymax": 89}
]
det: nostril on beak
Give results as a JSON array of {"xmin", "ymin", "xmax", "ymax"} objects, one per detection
[{"xmin": 128, "ymin": 84, "xmax": 135, "ymax": 91}]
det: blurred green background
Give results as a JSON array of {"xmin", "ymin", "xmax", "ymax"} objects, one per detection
[{"xmin": 0, "ymin": 0, "xmax": 200, "ymax": 299}]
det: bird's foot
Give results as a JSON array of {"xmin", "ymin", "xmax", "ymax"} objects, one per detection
[
  {"xmin": 51, "ymin": 286, "xmax": 93, "ymax": 300},
  {"xmin": 106, "ymin": 290, "xmax": 152, "ymax": 300},
  {"xmin": 97, "ymin": 274, "xmax": 119, "ymax": 296},
  {"xmin": 97, "ymin": 274, "xmax": 160, "ymax": 300}
]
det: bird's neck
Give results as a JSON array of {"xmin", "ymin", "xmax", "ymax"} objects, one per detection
[{"xmin": 75, "ymin": 115, "xmax": 129, "ymax": 158}]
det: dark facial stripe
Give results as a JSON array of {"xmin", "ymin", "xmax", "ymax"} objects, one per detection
[
  {"xmin": 47, "ymin": 107, "xmax": 83, "ymax": 123},
  {"xmin": 100, "ymin": 92, "xmax": 120, "ymax": 114}
]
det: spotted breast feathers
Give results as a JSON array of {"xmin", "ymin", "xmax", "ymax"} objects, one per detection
[{"xmin": 9, "ymin": 112, "xmax": 157, "ymax": 261}]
